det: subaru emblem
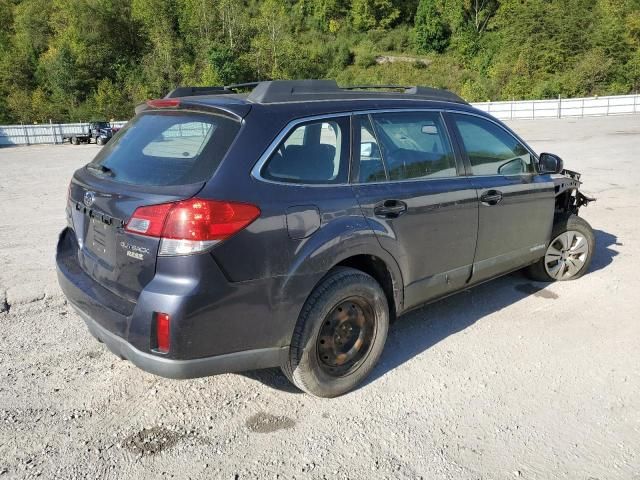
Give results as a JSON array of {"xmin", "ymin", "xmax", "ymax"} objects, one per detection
[{"xmin": 84, "ymin": 191, "xmax": 95, "ymax": 207}]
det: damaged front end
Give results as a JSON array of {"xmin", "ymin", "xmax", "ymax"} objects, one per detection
[{"xmin": 553, "ymin": 169, "xmax": 596, "ymax": 215}]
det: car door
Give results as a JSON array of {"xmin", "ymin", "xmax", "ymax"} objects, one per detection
[
  {"xmin": 351, "ymin": 111, "xmax": 478, "ymax": 311},
  {"xmin": 446, "ymin": 112, "xmax": 556, "ymax": 283}
]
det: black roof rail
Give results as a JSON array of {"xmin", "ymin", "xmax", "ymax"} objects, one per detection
[
  {"xmin": 224, "ymin": 81, "xmax": 262, "ymax": 90},
  {"xmin": 165, "ymin": 79, "xmax": 468, "ymax": 105},
  {"xmin": 342, "ymin": 84, "xmax": 466, "ymax": 103},
  {"xmin": 164, "ymin": 82, "xmax": 263, "ymax": 98},
  {"xmin": 165, "ymin": 86, "xmax": 232, "ymax": 98},
  {"xmin": 247, "ymin": 80, "xmax": 340, "ymax": 103},
  {"xmin": 247, "ymin": 80, "xmax": 468, "ymax": 104},
  {"xmin": 342, "ymin": 84, "xmax": 408, "ymax": 90},
  {"xmin": 404, "ymin": 86, "xmax": 467, "ymax": 104}
]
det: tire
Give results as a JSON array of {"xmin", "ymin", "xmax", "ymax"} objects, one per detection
[
  {"xmin": 281, "ymin": 267, "xmax": 389, "ymax": 398},
  {"xmin": 526, "ymin": 214, "xmax": 595, "ymax": 282},
  {"xmin": 71, "ymin": 136, "xmax": 79, "ymax": 145},
  {"xmin": 96, "ymin": 137, "xmax": 105, "ymax": 146}
]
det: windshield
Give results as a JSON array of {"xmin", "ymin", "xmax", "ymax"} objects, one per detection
[{"xmin": 88, "ymin": 111, "xmax": 241, "ymax": 186}]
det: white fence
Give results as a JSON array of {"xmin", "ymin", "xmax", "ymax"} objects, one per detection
[
  {"xmin": 0, "ymin": 121, "xmax": 127, "ymax": 147},
  {"xmin": 1, "ymin": 93, "xmax": 640, "ymax": 146},
  {"xmin": 473, "ymin": 94, "xmax": 640, "ymax": 120}
]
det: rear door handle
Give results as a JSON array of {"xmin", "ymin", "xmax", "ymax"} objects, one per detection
[
  {"xmin": 480, "ymin": 190, "xmax": 503, "ymax": 205},
  {"xmin": 374, "ymin": 200, "xmax": 408, "ymax": 218}
]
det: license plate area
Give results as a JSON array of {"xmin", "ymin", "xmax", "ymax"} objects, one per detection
[{"xmin": 85, "ymin": 216, "xmax": 117, "ymax": 269}]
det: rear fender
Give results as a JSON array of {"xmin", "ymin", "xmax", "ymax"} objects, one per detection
[{"xmin": 274, "ymin": 215, "xmax": 404, "ymax": 341}]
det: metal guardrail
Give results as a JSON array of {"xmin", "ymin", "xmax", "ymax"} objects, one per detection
[
  {"xmin": 0, "ymin": 121, "xmax": 128, "ymax": 147},
  {"xmin": 473, "ymin": 94, "xmax": 640, "ymax": 120},
  {"xmin": 1, "ymin": 93, "xmax": 639, "ymax": 146}
]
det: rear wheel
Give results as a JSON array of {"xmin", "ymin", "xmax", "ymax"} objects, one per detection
[
  {"xmin": 281, "ymin": 267, "xmax": 389, "ymax": 398},
  {"xmin": 71, "ymin": 136, "xmax": 79, "ymax": 145},
  {"xmin": 526, "ymin": 214, "xmax": 595, "ymax": 282}
]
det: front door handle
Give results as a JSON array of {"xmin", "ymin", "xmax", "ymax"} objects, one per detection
[
  {"xmin": 374, "ymin": 200, "xmax": 408, "ymax": 218},
  {"xmin": 480, "ymin": 190, "xmax": 503, "ymax": 206}
]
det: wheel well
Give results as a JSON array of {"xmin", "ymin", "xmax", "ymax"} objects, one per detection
[{"xmin": 336, "ymin": 255, "xmax": 397, "ymax": 321}]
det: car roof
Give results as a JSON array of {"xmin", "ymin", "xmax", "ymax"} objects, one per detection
[
  {"xmin": 163, "ymin": 80, "xmax": 481, "ymax": 120},
  {"xmin": 166, "ymin": 80, "xmax": 469, "ymax": 104},
  {"xmin": 136, "ymin": 80, "xmax": 489, "ymax": 124}
]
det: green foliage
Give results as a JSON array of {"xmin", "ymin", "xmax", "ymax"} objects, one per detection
[
  {"xmin": 350, "ymin": 0, "xmax": 400, "ymax": 31},
  {"xmin": 0, "ymin": 0, "xmax": 639, "ymax": 123},
  {"xmin": 414, "ymin": 0, "xmax": 450, "ymax": 53}
]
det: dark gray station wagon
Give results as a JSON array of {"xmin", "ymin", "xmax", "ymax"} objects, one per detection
[{"xmin": 56, "ymin": 80, "xmax": 595, "ymax": 397}]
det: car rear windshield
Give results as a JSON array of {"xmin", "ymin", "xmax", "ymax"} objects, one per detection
[{"xmin": 87, "ymin": 111, "xmax": 241, "ymax": 186}]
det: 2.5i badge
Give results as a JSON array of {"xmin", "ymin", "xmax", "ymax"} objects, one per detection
[{"xmin": 120, "ymin": 241, "xmax": 149, "ymax": 260}]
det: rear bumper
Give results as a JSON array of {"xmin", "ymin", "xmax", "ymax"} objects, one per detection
[
  {"xmin": 56, "ymin": 227, "xmax": 287, "ymax": 378},
  {"xmin": 75, "ymin": 304, "xmax": 285, "ymax": 379}
]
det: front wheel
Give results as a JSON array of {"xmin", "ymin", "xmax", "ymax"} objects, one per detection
[
  {"xmin": 281, "ymin": 267, "xmax": 389, "ymax": 398},
  {"xmin": 526, "ymin": 214, "xmax": 595, "ymax": 282}
]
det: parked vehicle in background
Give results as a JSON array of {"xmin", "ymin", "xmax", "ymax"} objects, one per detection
[
  {"xmin": 63, "ymin": 121, "xmax": 114, "ymax": 146},
  {"xmin": 56, "ymin": 80, "xmax": 596, "ymax": 398}
]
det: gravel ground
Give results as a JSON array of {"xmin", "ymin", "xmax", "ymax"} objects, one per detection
[{"xmin": 0, "ymin": 116, "xmax": 638, "ymax": 479}]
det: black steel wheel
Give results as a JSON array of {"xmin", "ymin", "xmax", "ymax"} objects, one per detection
[
  {"xmin": 316, "ymin": 297, "xmax": 376, "ymax": 377},
  {"xmin": 282, "ymin": 267, "xmax": 389, "ymax": 398}
]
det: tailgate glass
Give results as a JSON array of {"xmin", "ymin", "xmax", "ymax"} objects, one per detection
[{"xmin": 87, "ymin": 111, "xmax": 240, "ymax": 186}]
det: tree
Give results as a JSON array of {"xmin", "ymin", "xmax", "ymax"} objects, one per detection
[
  {"xmin": 351, "ymin": 0, "xmax": 400, "ymax": 31},
  {"xmin": 414, "ymin": 0, "xmax": 450, "ymax": 53},
  {"xmin": 0, "ymin": 0, "xmax": 639, "ymax": 124},
  {"xmin": 218, "ymin": 0, "xmax": 250, "ymax": 51},
  {"xmin": 463, "ymin": 0, "xmax": 498, "ymax": 34},
  {"xmin": 132, "ymin": 0, "xmax": 185, "ymax": 96},
  {"xmin": 251, "ymin": 0, "xmax": 294, "ymax": 78}
]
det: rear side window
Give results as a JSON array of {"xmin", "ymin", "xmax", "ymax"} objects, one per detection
[
  {"xmin": 262, "ymin": 118, "xmax": 349, "ymax": 184},
  {"xmin": 88, "ymin": 111, "xmax": 240, "ymax": 186},
  {"xmin": 451, "ymin": 114, "xmax": 533, "ymax": 176},
  {"xmin": 370, "ymin": 111, "xmax": 457, "ymax": 181}
]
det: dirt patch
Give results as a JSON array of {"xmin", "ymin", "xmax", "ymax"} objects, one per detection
[
  {"xmin": 85, "ymin": 349, "xmax": 102, "ymax": 359},
  {"xmin": 245, "ymin": 412, "xmax": 295, "ymax": 433},
  {"xmin": 515, "ymin": 283, "xmax": 559, "ymax": 299},
  {"xmin": 1, "ymin": 120, "xmax": 640, "ymax": 478},
  {"xmin": 375, "ymin": 55, "xmax": 429, "ymax": 67},
  {"xmin": 123, "ymin": 426, "xmax": 180, "ymax": 455}
]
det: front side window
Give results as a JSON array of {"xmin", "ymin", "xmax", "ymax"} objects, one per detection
[
  {"xmin": 370, "ymin": 111, "xmax": 457, "ymax": 181},
  {"xmin": 263, "ymin": 119, "xmax": 348, "ymax": 184},
  {"xmin": 451, "ymin": 114, "xmax": 533, "ymax": 176}
]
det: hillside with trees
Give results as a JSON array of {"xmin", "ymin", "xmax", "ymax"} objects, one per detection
[{"xmin": 0, "ymin": 0, "xmax": 639, "ymax": 123}]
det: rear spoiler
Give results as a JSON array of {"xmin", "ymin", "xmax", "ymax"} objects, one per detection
[{"xmin": 134, "ymin": 98, "xmax": 250, "ymax": 120}]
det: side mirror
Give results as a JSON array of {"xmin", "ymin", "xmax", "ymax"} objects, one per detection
[
  {"xmin": 538, "ymin": 152, "xmax": 564, "ymax": 174},
  {"xmin": 498, "ymin": 157, "xmax": 527, "ymax": 175},
  {"xmin": 361, "ymin": 142, "xmax": 374, "ymax": 157}
]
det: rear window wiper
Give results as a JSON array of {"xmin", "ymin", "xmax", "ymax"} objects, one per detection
[{"xmin": 87, "ymin": 164, "xmax": 115, "ymax": 177}]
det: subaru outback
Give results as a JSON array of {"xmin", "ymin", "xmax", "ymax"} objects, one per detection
[{"xmin": 56, "ymin": 80, "xmax": 596, "ymax": 397}]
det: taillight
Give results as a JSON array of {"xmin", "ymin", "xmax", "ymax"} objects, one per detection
[
  {"xmin": 125, "ymin": 203, "xmax": 172, "ymax": 237},
  {"xmin": 147, "ymin": 99, "xmax": 180, "ymax": 108},
  {"xmin": 125, "ymin": 198, "xmax": 260, "ymax": 256},
  {"xmin": 155, "ymin": 312, "xmax": 170, "ymax": 353}
]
